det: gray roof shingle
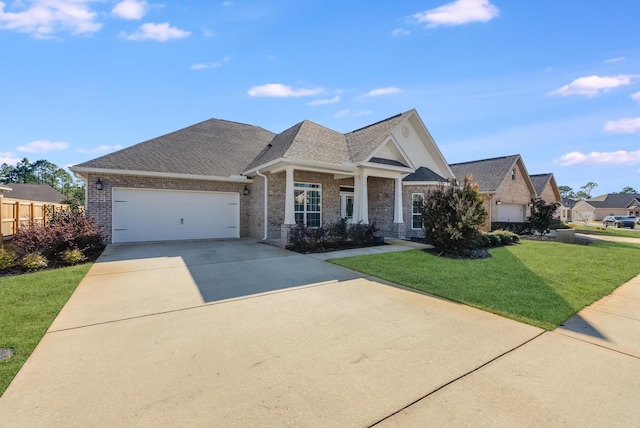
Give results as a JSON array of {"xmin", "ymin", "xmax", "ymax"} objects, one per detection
[
  {"xmin": 584, "ymin": 193, "xmax": 640, "ymax": 209},
  {"xmin": 529, "ymin": 173, "xmax": 552, "ymax": 196},
  {"xmin": 3, "ymin": 183, "xmax": 66, "ymax": 203},
  {"xmin": 74, "ymin": 119, "xmax": 275, "ymax": 177},
  {"xmin": 345, "ymin": 112, "xmax": 410, "ymax": 163},
  {"xmin": 403, "ymin": 166, "xmax": 448, "ymax": 182},
  {"xmin": 449, "ymin": 155, "xmax": 520, "ymax": 193}
]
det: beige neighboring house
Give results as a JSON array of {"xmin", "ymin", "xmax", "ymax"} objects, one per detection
[
  {"xmin": 449, "ymin": 154, "xmax": 537, "ymax": 231},
  {"xmin": 70, "ymin": 109, "xmax": 455, "ymax": 245},
  {"xmin": 572, "ymin": 193, "xmax": 640, "ymax": 222},
  {"xmin": 529, "ymin": 173, "xmax": 562, "ymax": 219}
]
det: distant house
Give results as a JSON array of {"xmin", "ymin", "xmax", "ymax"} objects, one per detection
[
  {"xmin": 1, "ymin": 183, "xmax": 67, "ymax": 204},
  {"xmin": 449, "ymin": 154, "xmax": 537, "ymax": 230},
  {"xmin": 572, "ymin": 193, "xmax": 640, "ymax": 222},
  {"xmin": 559, "ymin": 197, "xmax": 577, "ymax": 223},
  {"xmin": 529, "ymin": 173, "xmax": 561, "ymax": 205}
]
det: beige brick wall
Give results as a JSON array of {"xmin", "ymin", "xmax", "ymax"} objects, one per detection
[
  {"xmin": 539, "ymin": 184, "xmax": 559, "ymax": 204},
  {"xmin": 402, "ymin": 184, "xmax": 438, "ymax": 238},
  {"xmin": 86, "ymin": 173, "xmax": 253, "ymax": 243},
  {"xmin": 491, "ymin": 164, "xmax": 533, "ymax": 223},
  {"xmin": 368, "ymin": 177, "xmax": 394, "ymax": 236}
]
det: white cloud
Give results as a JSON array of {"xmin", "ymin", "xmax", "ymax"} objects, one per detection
[
  {"xmin": 604, "ymin": 57, "xmax": 625, "ymax": 63},
  {"xmin": 391, "ymin": 28, "xmax": 410, "ymax": 36},
  {"xmin": 604, "ymin": 117, "xmax": 640, "ymax": 133},
  {"xmin": 363, "ymin": 87, "xmax": 402, "ymax": 97},
  {"xmin": 247, "ymin": 84, "xmax": 324, "ymax": 97},
  {"xmin": 307, "ymin": 95, "xmax": 340, "ymax": 106},
  {"xmin": 17, "ymin": 140, "xmax": 69, "ymax": 153},
  {"xmin": 121, "ymin": 22, "xmax": 191, "ymax": 41},
  {"xmin": 76, "ymin": 144, "xmax": 122, "ymax": 154},
  {"xmin": 191, "ymin": 56, "xmax": 231, "ymax": 70},
  {"xmin": 554, "ymin": 150, "xmax": 640, "ymax": 166},
  {"xmin": 413, "ymin": 0, "xmax": 499, "ymax": 28},
  {"xmin": 0, "ymin": 151, "xmax": 21, "ymax": 165},
  {"xmin": 0, "ymin": 0, "xmax": 102, "ymax": 38},
  {"xmin": 631, "ymin": 91, "xmax": 640, "ymax": 103},
  {"xmin": 112, "ymin": 0, "xmax": 147, "ymax": 20},
  {"xmin": 548, "ymin": 74, "xmax": 637, "ymax": 97}
]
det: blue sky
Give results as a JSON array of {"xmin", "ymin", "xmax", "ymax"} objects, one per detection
[{"xmin": 1, "ymin": 0, "xmax": 639, "ymax": 195}]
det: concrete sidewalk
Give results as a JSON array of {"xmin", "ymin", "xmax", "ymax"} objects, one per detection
[{"xmin": 1, "ymin": 239, "xmax": 639, "ymax": 426}]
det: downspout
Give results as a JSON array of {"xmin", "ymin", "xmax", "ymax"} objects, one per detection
[{"xmin": 255, "ymin": 170, "xmax": 268, "ymax": 240}]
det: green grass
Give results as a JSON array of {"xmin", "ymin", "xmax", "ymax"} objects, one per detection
[
  {"xmin": 572, "ymin": 224, "xmax": 640, "ymax": 239},
  {"xmin": 0, "ymin": 264, "xmax": 91, "ymax": 397},
  {"xmin": 330, "ymin": 240, "xmax": 640, "ymax": 330}
]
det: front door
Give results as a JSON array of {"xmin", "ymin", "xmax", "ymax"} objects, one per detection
[{"xmin": 340, "ymin": 191, "xmax": 354, "ymax": 223}]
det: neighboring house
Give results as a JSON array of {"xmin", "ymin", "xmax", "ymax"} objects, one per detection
[
  {"xmin": 559, "ymin": 197, "xmax": 577, "ymax": 223},
  {"xmin": 70, "ymin": 109, "xmax": 455, "ymax": 244},
  {"xmin": 449, "ymin": 154, "xmax": 537, "ymax": 230},
  {"xmin": 529, "ymin": 173, "xmax": 562, "ymax": 218},
  {"xmin": 572, "ymin": 193, "xmax": 640, "ymax": 222},
  {"xmin": 1, "ymin": 183, "xmax": 67, "ymax": 203}
]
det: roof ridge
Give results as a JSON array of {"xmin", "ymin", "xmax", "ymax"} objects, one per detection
[
  {"xmin": 449, "ymin": 154, "xmax": 520, "ymax": 166},
  {"xmin": 346, "ymin": 113, "xmax": 403, "ymax": 134}
]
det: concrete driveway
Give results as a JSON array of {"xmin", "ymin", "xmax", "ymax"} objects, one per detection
[{"xmin": 1, "ymin": 239, "xmax": 639, "ymax": 426}]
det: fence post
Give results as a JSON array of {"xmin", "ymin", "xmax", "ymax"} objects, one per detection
[{"xmin": 14, "ymin": 201, "xmax": 19, "ymax": 235}]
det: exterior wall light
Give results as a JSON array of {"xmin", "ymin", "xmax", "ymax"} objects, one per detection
[
  {"xmin": 495, "ymin": 200, "xmax": 501, "ymax": 205},
  {"xmin": 95, "ymin": 178, "xmax": 103, "ymax": 190},
  {"xmin": 242, "ymin": 185, "xmax": 250, "ymax": 196}
]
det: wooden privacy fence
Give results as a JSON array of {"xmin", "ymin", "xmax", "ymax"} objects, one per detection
[{"xmin": 1, "ymin": 197, "xmax": 70, "ymax": 239}]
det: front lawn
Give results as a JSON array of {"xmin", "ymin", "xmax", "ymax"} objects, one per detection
[
  {"xmin": 0, "ymin": 264, "xmax": 91, "ymax": 397},
  {"xmin": 330, "ymin": 240, "xmax": 640, "ymax": 330}
]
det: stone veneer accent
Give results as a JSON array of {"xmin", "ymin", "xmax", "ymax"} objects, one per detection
[{"xmin": 86, "ymin": 173, "xmax": 253, "ymax": 243}]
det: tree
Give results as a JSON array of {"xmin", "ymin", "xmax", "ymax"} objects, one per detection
[
  {"xmin": 574, "ymin": 190, "xmax": 589, "ymax": 200},
  {"xmin": 528, "ymin": 198, "xmax": 560, "ymax": 236},
  {"xmin": 620, "ymin": 186, "xmax": 638, "ymax": 194},
  {"xmin": 580, "ymin": 182, "xmax": 598, "ymax": 198},
  {"xmin": 558, "ymin": 185, "xmax": 575, "ymax": 199},
  {"xmin": 420, "ymin": 176, "xmax": 487, "ymax": 254}
]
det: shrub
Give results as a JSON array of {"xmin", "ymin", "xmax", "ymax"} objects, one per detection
[
  {"xmin": 12, "ymin": 208, "xmax": 105, "ymax": 265},
  {"xmin": 474, "ymin": 234, "xmax": 491, "ymax": 248},
  {"xmin": 485, "ymin": 233, "xmax": 501, "ymax": 247},
  {"xmin": 490, "ymin": 222, "xmax": 531, "ymax": 235},
  {"xmin": 0, "ymin": 247, "xmax": 16, "ymax": 271},
  {"xmin": 528, "ymin": 198, "xmax": 561, "ymax": 236},
  {"xmin": 421, "ymin": 176, "xmax": 487, "ymax": 254},
  {"xmin": 348, "ymin": 221, "xmax": 378, "ymax": 247},
  {"xmin": 60, "ymin": 248, "xmax": 86, "ymax": 266},
  {"xmin": 20, "ymin": 253, "xmax": 48, "ymax": 271},
  {"xmin": 326, "ymin": 217, "xmax": 349, "ymax": 247},
  {"xmin": 494, "ymin": 230, "xmax": 519, "ymax": 245}
]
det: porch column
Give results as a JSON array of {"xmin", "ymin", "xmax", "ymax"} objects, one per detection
[
  {"xmin": 393, "ymin": 177, "xmax": 403, "ymax": 223},
  {"xmin": 284, "ymin": 167, "xmax": 295, "ymax": 224},
  {"xmin": 357, "ymin": 173, "xmax": 369, "ymax": 224}
]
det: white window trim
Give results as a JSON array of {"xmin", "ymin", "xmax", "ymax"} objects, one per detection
[
  {"xmin": 294, "ymin": 182, "xmax": 322, "ymax": 227},
  {"xmin": 411, "ymin": 193, "xmax": 424, "ymax": 230}
]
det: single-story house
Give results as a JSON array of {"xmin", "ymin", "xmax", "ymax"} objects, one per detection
[
  {"xmin": 572, "ymin": 193, "xmax": 640, "ymax": 222},
  {"xmin": 1, "ymin": 183, "xmax": 67, "ymax": 203},
  {"xmin": 449, "ymin": 154, "xmax": 537, "ymax": 230},
  {"xmin": 70, "ymin": 109, "xmax": 455, "ymax": 244},
  {"xmin": 559, "ymin": 197, "xmax": 577, "ymax": 223}
]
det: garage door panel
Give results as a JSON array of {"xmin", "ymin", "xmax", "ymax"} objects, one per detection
[
  {"xmin": 497, "ymin": 203, "xmax": 524, "ymax": 222},
  {"xmin": 112, "ymin": 188, "xmax": 239, "ymax": 243}
]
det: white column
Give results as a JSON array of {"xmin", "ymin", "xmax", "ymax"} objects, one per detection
[
  {"xmin": 284, "ymin": 167, "xmax": 295, "ymax": 224},
  {"xmin": 353, "ymin": 175, "xmax": 361, "ymax": 222},
  {"xmin": 360, "ymin": 173, "xmax": 369, "ymax": 224},
  {"xmin": 393, "ymin": 177, "xmax": 403, "ymax": 223}
]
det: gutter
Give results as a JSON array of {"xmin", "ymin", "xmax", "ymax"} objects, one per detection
[{"xmin": 255, "ymin": 170, "xmax": 268, "ymax": 240}]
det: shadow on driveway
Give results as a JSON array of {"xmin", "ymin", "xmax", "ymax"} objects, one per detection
[{"xmin": 97, "ymin": 239, "xmax": 364, "ymax": 302}]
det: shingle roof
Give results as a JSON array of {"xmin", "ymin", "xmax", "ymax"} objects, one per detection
[
  {"xmin": 529, "ymin": 173, "xmax": 552, "ymax": 196},
  {"xmin": 3, "ymin": 183, "xmax": 66, "ymax": 203},
  {"xmin": 345, "ymin": 112, "xmax": 410, "ymax": 163},
  {"xmin": 449, "ymin": 155, "xmax": 520, "ymax": 193},
  {"xmin": 245, "ymin": 120, "xmax": 350, "ymax": 171},
  {"xmin": 584, "ymin": 193, "xmax": 640, "ymax": 209},
  {"xmin": 74, "ymin": 118, "xmax": 275, "ymax": 177},
  {"xmin": 403, "ymin": 166, "xmax": 448, "ymax": 182}
]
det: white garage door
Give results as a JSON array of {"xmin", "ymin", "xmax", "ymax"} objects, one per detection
[
  {"xmin": 112, "ymin": 188, "xmax": 239, "ymax": 243},
  {"xmin": 497, "ymin": 203, "xmax": 524, "ymax": 222}
]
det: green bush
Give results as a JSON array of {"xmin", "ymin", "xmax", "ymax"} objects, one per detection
[
  {"xmin": 485, "ymin": 233, "xmax": 501, "ymax": 247},
  {"xmin": 60, "ymin": 248, "xmax": 86, "ymax": 266},
  {"xmin": 528, "ymin": 198, "xmax": 561, "ymax": 235},
  {"xmin": 287, "ymin": 220, "xmax": 378, "ymax": 253},
  {"xmin": 421, "ymin": 177, "xmax": 487, "ymax": 254},
  {"xmin": 20, "ymin": 253, "xmax": 48, "ymax": 271},
  {"xmin": 348, "ymin": 221, "xmax": 378, "ymax": 247},
  {"xmin": 474, "ymin": 234, "xmax": 491, "ymax": 248},
  {"xmin": 494, "ymin": 229, "xmax": 519, "ymax": 245},
  {"xmin": 0, "ymin": 247, "xmax": 16, "ymax": 271}
]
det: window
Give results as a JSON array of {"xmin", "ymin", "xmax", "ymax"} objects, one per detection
[
  {"xmin": 294, "ymin": 182, "xmax": 321, "ymax": 227},
  {"xmin": 412, "ymin": 193, "xmax": 424, "ymax": 229},
  {"xmin": 511, "ymin": 168, "xmax": 516, "ymax": 180}
]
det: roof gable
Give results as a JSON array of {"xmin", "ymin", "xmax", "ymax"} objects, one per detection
[
  {"xmin": 450, "ymin": 154, "xmax": 536, "ymax": 196},
  {"xmin": 530, "ymin": 173, "xmax": 561, "ymax": 201},
  {"xmin": 585, "ymin": 193, "xmax": 640, "ymax": 209}
]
